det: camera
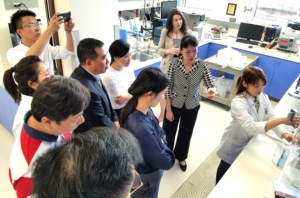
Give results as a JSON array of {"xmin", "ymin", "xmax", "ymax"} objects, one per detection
[{"xmin": 57, "ymin": 12, "xmax": 71, "ymax": 22}]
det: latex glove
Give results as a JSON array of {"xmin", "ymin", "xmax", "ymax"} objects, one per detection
[{"xmin": 285, "ymin": 116, "xmax": 300, "ymax": 128}]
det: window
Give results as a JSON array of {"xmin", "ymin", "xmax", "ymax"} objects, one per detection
[{"xmin": 254, "ymin": 0, "xmax": 300, "ymax": 22}]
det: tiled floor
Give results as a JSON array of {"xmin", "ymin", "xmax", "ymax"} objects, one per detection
[{"xmin": 0, "ymin": 99, "xmax": 277, "ymax": 198}]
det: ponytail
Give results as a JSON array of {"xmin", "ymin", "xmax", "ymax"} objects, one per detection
[
  {"xmin": 3, "ymin": 67, "xmax": 21, "ymax": 104},
  {"xmin": 119, "ymin": 97, "xmax": 138, "ymax": 125},
  {"xmin": 2, "ymin": 56, "xmax": 42, "ymax": 104}
]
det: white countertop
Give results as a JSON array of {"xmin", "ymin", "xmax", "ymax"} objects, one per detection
[
  {"xmin": 129, "ymin": 29, "xmax": 300, "ymax": 72},
  {"xmin": 207, "ymin": 76, "xmax": 300, "ymax": 198}
]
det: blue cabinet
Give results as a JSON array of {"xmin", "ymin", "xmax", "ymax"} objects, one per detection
[
  {"xmin": 268, "ymin": 59, "xmax": 300, "ymax": 99},
  {"xmin": 134, "ymin": 61, "xmax": 161, "ymax": 77},
  {"xmin": 241, "ymin": 50, "xmax": 300, "ymax": 100},
  {"xmin": 197, "ymin": 44, "xmax": 209, "ymax": 60},
  {"xmin": 251, "ymin": 52, "xmax": 277, "ymax": 94},
  {"xmin": 207, "ymin": 43, "xmax": 226, "ymax": 57}
]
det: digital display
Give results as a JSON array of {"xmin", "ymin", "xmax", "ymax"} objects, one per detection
[{"xmin": 280, "ymin": 39, "xmax": 288, "ymax": 43}]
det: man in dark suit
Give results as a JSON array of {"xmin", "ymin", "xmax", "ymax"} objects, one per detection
[{"xmin": 70, "ymin": 38, "xmax": 119, "ymax": 133}]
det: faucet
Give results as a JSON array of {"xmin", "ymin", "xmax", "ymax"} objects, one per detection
[
  {"xmin": 132, "ymin": 36, "xmax": 143, "ymax": 51},
  {"xmin": 119, "ymin": 27, "xmax": 145, "ymax": 51}
]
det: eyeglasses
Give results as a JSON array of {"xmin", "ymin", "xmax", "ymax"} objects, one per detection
[
  {"xmin": 130, "ymin": 171, "xmax": 143, "ymax": 195},
  {"xmin": 19, "ymin": 22, "xmax": 41, "ymax": 30}
]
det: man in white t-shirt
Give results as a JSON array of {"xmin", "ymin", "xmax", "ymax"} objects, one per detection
[{"xmin": 6, "ymin": 10, "xmax": 75, "ymax": 74}]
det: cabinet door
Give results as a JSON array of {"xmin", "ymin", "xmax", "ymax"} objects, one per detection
[
  {"xmin": 134, "ymin": 61, "xmax": 161, "ymax": 77},
  {"xmin": 268, "ymin": 60, "xmax": 300, "ymax": 99},
  {"xmin": 252, "ymin": 52, "xmax": 277, "ymax": 94},
  {"xmin": 207, "ymin": 43, "xmax": 226, "ymax": 57},
  {"xmin": 197, "ymin": 44, "xmax": 209, "ymax": 60}
]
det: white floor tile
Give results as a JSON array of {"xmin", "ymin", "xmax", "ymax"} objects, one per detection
[{"xmin": 0, "ymin": 98, "xmax": 277, "ymax": 198}]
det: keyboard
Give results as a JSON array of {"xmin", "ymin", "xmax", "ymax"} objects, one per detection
[{"xmin": 236, "ymin": 38, "xmax": 259, "ymax": 45}]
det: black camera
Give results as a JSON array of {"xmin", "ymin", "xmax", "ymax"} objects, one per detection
[{"xmin": 57, "ymin": 12, "xmax": 71, "ymax": 22}]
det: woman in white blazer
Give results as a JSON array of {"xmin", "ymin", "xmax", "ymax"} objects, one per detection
[
  {"xmin": 157, "ymin": 8, "xmax": 192, "ymax": 121},
  {"xmin": 216, "ymin": 66, "xmax": 300, "ymax": 184}
]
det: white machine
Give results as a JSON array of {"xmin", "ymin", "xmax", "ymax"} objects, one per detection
[{"xmin": 278, "ymin": 22, "xmax": 300, "ymax": 53}]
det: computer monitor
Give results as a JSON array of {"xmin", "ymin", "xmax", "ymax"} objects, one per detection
[
  {"xmin": 237, "ymin": 22, "xmax": 265, "ymax": 41},
  {"xmin": 161, "ymin": 1, "xmax": 177, "ymax": 19}
]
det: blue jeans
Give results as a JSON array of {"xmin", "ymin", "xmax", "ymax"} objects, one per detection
[{"xmin": 131, "ymin": 169, "xmax": 164, "ymax": 198}]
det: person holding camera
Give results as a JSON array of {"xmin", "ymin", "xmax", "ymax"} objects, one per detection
[{"xmin": 6, "ymin": 10, "xmax": 75, "ymax": 74}]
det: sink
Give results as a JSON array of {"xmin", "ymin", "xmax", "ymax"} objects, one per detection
[
  {"xmin": 131, "ymin": 52, "xmax": 154, "ymax": 62},
  {"xmin": 141, "ymin": 49, "xmax": 160, "ymax": 57}
]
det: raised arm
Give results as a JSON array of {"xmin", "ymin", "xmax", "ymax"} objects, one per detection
[{"xmin": 26, "ymin": 12, "xmax": 63, "ymax": 56}]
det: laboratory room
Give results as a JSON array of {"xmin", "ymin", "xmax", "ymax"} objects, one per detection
[{"xmin": 1, "ymin": 0, "xmax": 300, "ymax": 197}]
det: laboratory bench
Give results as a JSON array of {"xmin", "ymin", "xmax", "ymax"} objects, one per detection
[
  {"xmin": 197, "ymin": 37, "xmax": 300, "ymax": 101},
  {"xmin": 207, "ymin": 76, "xmax": 300, "ymax": 198},
  {"xmin": 132, "ymin": 36, "xmax": 300, "ymax": 100}
]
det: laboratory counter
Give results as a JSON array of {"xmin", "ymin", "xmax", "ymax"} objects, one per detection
[{"xmin": 207, "ymin": 76, "xmax": 300, "ymax": 198}]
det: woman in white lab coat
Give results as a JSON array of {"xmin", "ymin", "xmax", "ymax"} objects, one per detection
[{"xmin": 215, "ymin": 66, "xmax": 300, "ymax": 184}]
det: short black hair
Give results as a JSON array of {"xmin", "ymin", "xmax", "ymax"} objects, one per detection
[
  {"xmin": 10, "ymin": 10, "xmax": 36, "ymax": 32},
  {"xmin": 180, "ymin": 34, "xmax": 198, "ymax": 49},
  {"xmin": 109, "ymin": 39, "xmax": 130, "ymax": 65},
  {"xmin": 31, "ymin": 75, "xmax": 91, "ymax": 124},
  {"xmin": 77, "ymin": 38, "xmax": 104, "ymax": 65},
  {"xmin": 32, "ymin": 127, "xmax": 143, "ymax": 198}
]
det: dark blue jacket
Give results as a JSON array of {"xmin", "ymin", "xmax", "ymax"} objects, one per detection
[
  {"xmin": 123, "ymin": 108, "xmax": 175, "ymax": 174},
  {"xmin": 70, "ymin": 65, "xmax": 118, "ymax": 133}
]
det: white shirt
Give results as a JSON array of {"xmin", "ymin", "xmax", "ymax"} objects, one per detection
[
  {"xmin": 12, "ymin": 94, "xmax": 32, "ymax": 137},
  {"xmin": 101, "ymin": 66, "xmax": 136, "ymax": 109},
  {"xmin": 6, "ymin": 43, "xmax": 75, "ymax": 74},
  {"xmin": 217, "ymin": 92, "xmax": 284, "ymax": 164}
]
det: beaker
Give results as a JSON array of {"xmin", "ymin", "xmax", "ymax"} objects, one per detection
[{"xmin": 283, "ymin": 145, "xmax": 300, "ymax": 180}]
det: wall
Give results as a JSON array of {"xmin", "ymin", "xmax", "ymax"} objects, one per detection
[{"xmin": 183, "ymin": 0, "xmax": 251, "ymax": 23}]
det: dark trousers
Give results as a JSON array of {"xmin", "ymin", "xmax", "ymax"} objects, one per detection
[
  {"xmin": 216, "ymin": 160, "xmax": 231, "ymax": 185},
  {"xmin": 162, "ymin": 105, "xmax": 200, "ymax": 161},
  {"xmin": 114, "ymin": 108, "xmax": 122, "ymax": 119},
  {"xmin": 131, "ymin": 169, "xmax": 163, "ymax": 198}
]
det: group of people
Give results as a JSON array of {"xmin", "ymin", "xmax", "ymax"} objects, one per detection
[{"xmin": 2, "ymin": 7, "xmax": 300, "ymax": 198}]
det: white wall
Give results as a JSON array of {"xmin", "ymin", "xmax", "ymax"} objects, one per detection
[
  {"xmin": 183, "ymin": 0, "xmax": 251, "ymax": 23},
  {"xmin": 0, "ymin": 2, "xmax": 13, "ymax": 85},
  {"xmin": 118, "ymin": 0, "xmax": 168, "ymax": 11}
]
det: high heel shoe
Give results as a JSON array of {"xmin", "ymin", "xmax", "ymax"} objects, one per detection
[{"xmin": 179, "ymin": 161, "xmax": 187, "ymax": 172}]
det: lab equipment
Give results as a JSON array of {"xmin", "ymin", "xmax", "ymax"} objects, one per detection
[
  {"xmin": 160, "ymin": 1, "xmax": 177, "ymax": 19},
  {"xmin": 182, "ymin": 12, "xmax": 205, "ymax": 30},
  {"xmin": 263, "ymin": 25, "xmax": 282, "ymax": 42},
  {"xmin": 236, "ymin": 23, "xmax": 265, "ymax": 45},
  {"xmin": 283, "ymin": 145, "xmax": 300, "ymax": 180}
]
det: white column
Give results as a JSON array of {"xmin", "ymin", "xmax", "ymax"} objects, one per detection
[
  {"xmin": 0, "ymin": 2, "xmax": 13, "ymax": 86},
  {"xmin": 69, "ymin": 0, "xmax": 119, "ymax": 47}
]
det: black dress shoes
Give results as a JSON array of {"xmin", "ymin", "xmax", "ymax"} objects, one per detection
[{"xmin": 179, "ymin": 161, "xmax": 187, "ymax": 172}]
